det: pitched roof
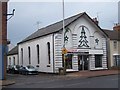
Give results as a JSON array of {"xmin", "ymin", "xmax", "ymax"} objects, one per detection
[
  {"xmin": 18, "ymin": 12, "xmax": 84, "ymax": 44},
  {"xmin": 7, "ymin": 46, "xmax": 18, "ymax": 56},
  {"xmin": 18, "ymin": 12, "xmax": 108, "ymax": 44},
  {"xmin": 103, "ymin": 29, "xmax": 120, "ymax": 41}
]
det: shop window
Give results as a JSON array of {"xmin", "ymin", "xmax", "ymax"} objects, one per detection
[
  {"xmin": 95, "ymin": 55, "xmax": 102, "ymax": 68},
  {"xmin": 113, "ymin": 55, "xmax": 120, "ymax": 66}
]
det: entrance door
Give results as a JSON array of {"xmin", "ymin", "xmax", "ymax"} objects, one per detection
[
  {"xmin": 65, "ymin": 54, "xmax": 72, "ymax": 69},
  {"xmin": 78, "ymin": 55, "xmax": 89, "ymax": 70}
]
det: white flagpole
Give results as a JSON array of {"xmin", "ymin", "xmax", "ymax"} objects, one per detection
[
  {"xmin": 62, "ymin": 0, "xmax": 65, "ymax": 47},
  {"xmin": 62, "ymin": 0, "xmax": 66, "ymax": 74}
]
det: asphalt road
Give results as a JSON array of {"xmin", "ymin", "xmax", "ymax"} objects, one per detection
[{"xmin": 3, "ymin": 74, "xmax": 119, "ymax": 88}]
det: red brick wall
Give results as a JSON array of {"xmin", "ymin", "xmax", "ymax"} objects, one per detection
[
  {"xmin": 2, "ymin": 2, "xmax": 7, "ymax": 44},
  {"xmin": 0, "ymin": 1, "xmax": 8, "ymax": 79},
  {"xmin": 113, "ymin": 25, "xmax": 120, "ymax": 31},
  {"xmin": 0, "ymin": 2, "xmax": 7, "ymax": 44}
]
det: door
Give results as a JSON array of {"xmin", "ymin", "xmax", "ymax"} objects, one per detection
[
  {"xmin": 65, "ymin": 54, "xmax": 73, "ymax": 69},
  {"xmin": 78, "ymin": 55, "xmax": 89, "ymax": 70}
]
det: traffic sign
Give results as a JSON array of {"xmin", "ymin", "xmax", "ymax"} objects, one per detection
[{"xmin": 62, "ymin": 48, "xmax": 68, "ymax": 54}]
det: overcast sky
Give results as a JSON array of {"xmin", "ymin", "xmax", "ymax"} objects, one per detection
[{"xmin": 7, "ymin": 0, "xmax": 119, "ymax": 45}]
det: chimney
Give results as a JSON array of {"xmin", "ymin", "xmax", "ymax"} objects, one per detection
[
  {"xmin": 93, "ymin": 17, "xmax": 99, "ymax": 25},
  {"xmin": 113, "ymin": 24, "xmax": 120, "ymax": 31}
]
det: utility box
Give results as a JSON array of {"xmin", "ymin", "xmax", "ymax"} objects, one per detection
[{"xmin": 58, "ymin": 67, "xmax": 66, "ymax": 75}]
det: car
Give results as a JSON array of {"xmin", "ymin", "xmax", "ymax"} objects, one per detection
[
  {"xmin": 11, "ymin": 65, "xmax": 21, "ymax": 74},
  {"xmin": 19, "ymin": 65, "xmax": 38, "ymax": 75},
  {"xmin": 7, "ymin": 65, "xmax": 13, "ymax": 73}
]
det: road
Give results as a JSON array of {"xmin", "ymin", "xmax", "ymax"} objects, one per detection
[{"xmin": 3, "ymin": 74, "xmax": 119, "ymax": 88}]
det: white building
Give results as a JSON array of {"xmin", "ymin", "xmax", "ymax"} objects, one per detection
[
  {"xmin": 7, "ymin": 46, "xmax": 18, "ymax": 66},
  {"xmin": 104, "ymin": 29, "xmax": 120, "ymax": 68},
  {"xmin": 15, "ymin": 12, "xmax": 108, "ymax": 73}
]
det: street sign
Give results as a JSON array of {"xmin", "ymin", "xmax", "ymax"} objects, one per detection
[{"xmin": 62, "ymin": 48, "xmax": 68, "ymax": 54}]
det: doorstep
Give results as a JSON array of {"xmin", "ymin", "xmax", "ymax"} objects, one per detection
[{"xmin": 66, "ymin": 69, "xmax": 78, "ymax": 72}]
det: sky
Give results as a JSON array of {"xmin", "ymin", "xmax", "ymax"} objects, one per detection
[{"xmin": 7, "ymin": 0, "xmax": 119, "ymax": 45}]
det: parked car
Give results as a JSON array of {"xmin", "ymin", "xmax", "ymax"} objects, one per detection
[
  {"xmin": 7, "ymin": 65, "xmax": 13, "ymax": 73},
  {"xmin": 11, "ymin": 65, "xmax": 21, "ymax": 74},
  {"xmin": 19, "ymin": 65, "xmax": 38, "ymax": 75}
]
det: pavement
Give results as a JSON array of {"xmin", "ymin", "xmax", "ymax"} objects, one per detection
[
  {"xmin": 0, "ymin": 80, "xmax": 15, "ymax": 86},
  {"xmin": 66, "ymin": 70, "xmax": 119, "ymax": 78},
  {"xmin": 0, "ymin": 69, "xmax": 119, "ymax": 86}
]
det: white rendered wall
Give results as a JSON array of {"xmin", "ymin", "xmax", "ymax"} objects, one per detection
[
  {"xmin": 7, "ymin": 54, "xmax": 18, "ymax": 66},
  {"xmin": 18, "ymin": 14, "xmax": 108, "ymax": 73},
  {"xmin": 18, "ymin": 34, "xmax": 54, "ymax": 73},
  {"xmin": 54, "ymin": 15, "xmax": 107, "ymax": 71}
]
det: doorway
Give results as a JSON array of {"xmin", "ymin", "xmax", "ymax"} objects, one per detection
[
  {"xmin": 65, "ymin": 54, "xmax": 73, "ymax": 69},
  {"xmin": 78, "ymin": 55, "xmax": 89, "ymax": 70}
]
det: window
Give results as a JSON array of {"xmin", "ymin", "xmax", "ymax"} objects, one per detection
[
  {"xmin": 47, "ymin": 42, "xmax": 50, "ymax": 64},
  {"xmin": 113, "ymin": 41, "xmax": 117, "ymax": 49},
  {"xmin": 21, "ymin": 48, "xmax": 23, "ymax": 65},
  {"xmin": 9, "ymin": 57, "xmax": 11, "ymax": 65},
  {"xmin": 13, "ymin": 57, "xmax": 15, "ymax": 65},
  {"xmin": 36, "ymin": 45, "xmax": 40, "ymax": 64},
  {"xmin": 17, "ymin": 57, "xmax": 19, "ymax": 65},
  {"xmin": 28, "ymin": 47, "xmax": 31, "ymax": 65},
  {"xmin": 95, "ymin": 55, "xmax": 102, "ymax": 68},
  {"xmin": 113, "ymin": 55, "xmax": 120, "ymax": 66}
]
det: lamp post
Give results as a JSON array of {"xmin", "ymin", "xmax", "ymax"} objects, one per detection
[{"xmin": 61, "ymin": 0, "xmax": 66, "ymax": 75}]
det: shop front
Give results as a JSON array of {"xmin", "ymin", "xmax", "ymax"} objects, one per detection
[{"xmin": 66, "ymin": 49, "xmax": 105, "ymax": 71}]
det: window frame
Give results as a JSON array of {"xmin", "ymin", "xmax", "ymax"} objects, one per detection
[
  {"xmin": 95, "ymin": 55, "xmax": 102, "ymax": 68},
  {"xmin": 47, "ymin": 42, "xmax": 51, "ymax": 64},
  {"xmin": 113, "ymin": 55, "xmax": 120, "ymax": 66},
  {"xmin": 28, "ymin": 46, "xmax": 31, "ymax": 65},
  {"xmin": 13, "ymin": 57, "xmax": 15, "ymax": 65},
  {"xmin": 9, "ymin": 57, "xmax": 11, "ymax": 65},
  {"xmin": 113, "ymin": 40, "xmax": 117, "ymax": 49},
  {"xmin": 21, "ymin": 48, "xmax": 23, "ymax": 65},
  {"xmin": 36, "ymin": 44, "xmax": 40, "ymax": 64}
]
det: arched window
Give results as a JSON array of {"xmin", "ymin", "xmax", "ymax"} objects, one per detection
[
  {"xmin": 47, "ymin": 42, "xmax": 50, "ymax": 64},
  {"xmin": 21, "ymin": 48, "xmax": 23, "ymax": 65},
  {"xmin": 36, "ymin": 45, "xmax": 40, "ymax": 64},
  {"xmin": 9, "ymin": 57, "xmax": 11, "ymax": 65},
  {"xmin": 28, "ymin": 46, "xmax": 31, "ymax": 65},
  {"xmin": 13, "ymin": 57, "xmax": 15, "ymax": 65}
]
